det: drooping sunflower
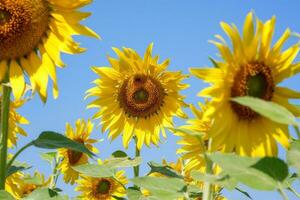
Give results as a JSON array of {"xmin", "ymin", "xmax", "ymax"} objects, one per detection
[
  {"xmin": 6, "ymin": 171, "xmax": 50, "ymax": 199},
  {"xmin": 76, "ymin": 170, "xmax": 128, "ymax": 200},
  {"xmin": 0, "ymin": 0, "xmax": 99, "ymax": 101},
  {"xmin": 190, "ymin": 12, "xmax": 300, "ymax": 156},
  {"xmin": 58, "ymin": 119, "xmax": 98, "ymax": 185},
  {"xmin": 87, "ymin": 43, "xmax": 188, "ymax": 150},
  {"xmin": 0, "ymin": 89, "xmax": 29, "ymax": 148}
]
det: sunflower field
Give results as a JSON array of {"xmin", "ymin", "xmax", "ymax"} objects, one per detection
[{"xmin": 1, "ymin": 1, "xmax": 300, "ymax": 200}]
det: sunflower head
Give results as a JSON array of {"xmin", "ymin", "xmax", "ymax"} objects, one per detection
[
  {"xmin": 87, "ymin": 43, "xmax": 188, "ymax": 150},
  {"xmin": 0, "ymin": 0, "xmax": 99, "ymax": 101},
  {"xmin": 58, "ymin": 119, "xmax": 98, "ymax": 185},
  {"xmin": 190, "ymin": 12, "xmax": 300, "ymax": 156},
  {"xmin": 76, "ymin": 170, "xmax": 128, "ymax": 200}
]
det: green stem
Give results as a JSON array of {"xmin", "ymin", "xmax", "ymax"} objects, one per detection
[
  {"xmin": 0, "ymin": 71, "xmax": 11, "ymax": 189},
  {"xmin": 133, "ymin": 137, "xmax": 140, "ymax": 178},
  {"xmin": 197, "ymin": 136, "xmax": 213, "ymax": 200},
  {"xmin": 50, "ymin": 156, "xmax": 61, "ymax": 189},
  {"xmin": 6, "ymin": 141, "xmax": 34, "ymax": 170},
  {"xmin": 288, "ymin": 187, "xmax": 300, "ymax": 199},
  {"xmin": 293, "ymin": 126, "xmax": 300, "ymax": 139},
  {"xmin": 278, "ymin": 188, "xmax": 289, "ymax": 200}
]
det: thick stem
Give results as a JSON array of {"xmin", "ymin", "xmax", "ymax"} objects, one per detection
[
  {"xmin": 0, "ymin": 72, "xmax": 11, "ymax": 189},
  {"xmin": 133, "ymin": 137, "xmax": 140, "ymax": 178},
  {"xmin": 6, "ymin": 141, "xmax": 34, "ymax": 170},
  {"xmin": 278, "ymin": 188, "xmax": 289, "ymax": 200}
]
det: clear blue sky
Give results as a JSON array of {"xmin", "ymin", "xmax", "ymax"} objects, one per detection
[{"xmin": 13, "ymin": 0, "xmax": 300, "ymax": 199}]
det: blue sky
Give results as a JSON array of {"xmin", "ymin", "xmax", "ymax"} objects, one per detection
[{"xmin": 12, "ymin": 0, "xmax": 300, "ymax": 199}]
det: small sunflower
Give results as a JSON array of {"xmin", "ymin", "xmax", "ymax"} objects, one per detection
[
  {"xmin": 6, "ymin": 171, "xmax": 50, "ymax": 199},
  {"xmin": 76, "ymin": 170, "xmax": 128, "ymax": 200},
  {"xmin": 0, "ymin": 89, "xmax": 29, "ymax": 148},
  {"xmin": 175, "ymin": 103, "xmax": 210, "ymax": 173},
  {"xmin": 190, "ymin": 12, "xmax": 300, "ymax": 156},
  {"xmin": 0, "ymin": 0, "xmax": 99, "ymax": 101},
  {"xmin": 87, "ymin": 43, "xmax": 188, "ymax": 150},
  {"xmin": 58, "ymin": 119, "xmax": 98, "ymax": 185}
]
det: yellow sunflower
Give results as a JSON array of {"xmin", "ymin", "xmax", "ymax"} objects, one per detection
[
  {"xmin": 58, "ymin": 119, "xmax": 98, "ymax": 185},
  {"xmin": 0, "ymin": 89, "xmax": 29, "ymax": 148},
  {"xmin": 0, "ymin": 0, "xmax": 99, "ymax": 101},
  {"xmin": 175, "ymin": 103, "xmax": 210, "ymax": 174},
  {"xmin": 190, "ymin": 12, "xmax": 300, "ymax": 156},
  {"xmin": 6, "ymin": 171, "xmax": 50, "ymax": 199},
  {"xmin": 87, "ymin": 43, "xmax": 188, "ymax": 150},
  {"xmin": 76, "ymin": 170, "xmax": 128, "ymax": 200}
]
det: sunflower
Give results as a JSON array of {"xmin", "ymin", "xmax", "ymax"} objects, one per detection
[
  {"xmin": 0, "ymin": 0, "xmax": 99, "ymax": 101},
  {"xmin": 58, "ymin": 119, "xmax": 98, "ymax": 185},
  {"xmin": 76, "ymin": 170, "xmax": 128, "ymax": 200},
  {"xmin": 87, "ymin": 43, "xmax": 188, "ymax": 150},
  {"xmin": 190, "ymin": 12, "xmax": 300, "ymax": 156},
  {"xmin": 6, "ymin": 171, "xmax": 50, "ymax": 199},
  {"xmin": 0, "ymin": 89, "xmax": 29, "ymax": 148},
  {"xmin": 175, "ymin": 103, "xmax": 210, "ymax": 174}
]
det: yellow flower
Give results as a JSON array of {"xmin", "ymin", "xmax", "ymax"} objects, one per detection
[
  {"xmin": 58, "ymin": 119, "xmax": 98, "ymax": 185},
  {"xmin": 87, "ymin": 43, "xmax": 188, "ymax": 150},
  {"xmin": 0, "ymin": 0, "xmax": 99, "ymax": 101},
  {"xmin": 6, "ymin": 171, "xmax": 50, "ymax": 199},
  {"xmin": 175, "ymin": 103, "xmax": 210, "ymax": 174},
  {"xmin": 190, "ymin": 12, "xmax": 300, "ymax": 156},
  {"xmin": 76, "ymin": 170, "xmax": 128, "ymax": 200},
  {"xmin": 0, "ymin": 89, "xmax": 29, "ymax": 148}
]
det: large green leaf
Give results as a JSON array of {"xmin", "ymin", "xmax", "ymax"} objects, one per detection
[
  {"xmin": 130, "ymin": 177, "xmax": 185, "ymax": 199},
  {"xmin": 287, "ymin": 140, "xmax": 300, "ymax": 174},
  {"xmin": 0, "ymin": 190, "xmax": 14, "ymax": 200},
  {"xmin": 72, "ymin": 164, "xmax": 114, "ymax": 178},
  {"xmin": 209, "ymin": 153, "xmax": 289, "ymax": 190},
  {"xmin": 33, "ymin": 131, "xmax": 94, "ymax": 157},
  {"xmin": 232, "ymin": 96, "xmax": 298, "ymax": 125},
  {"xmin": 23, "ymin": 188, "xmax": 68, "ymax": 200}
]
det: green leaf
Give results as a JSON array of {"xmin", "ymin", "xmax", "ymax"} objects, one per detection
[
  {"xmin": 72, "ymin": 164, "xmax": 114, "ymax": 178},
  {"xmin": 231, "ymin": 96, "xmax": 298, "ymax": 125},
  {"xmin": 40, "ymin": 152, "xmax": 57, "ymax": 164},
  {"xmin": 104, "ymin": 157, "xmax": 142, "ymax": 168},
  {"xmin": 6, "ymin": 161, "xmax": 31, "ymax": 178},
  {"xmin": 112, "ymin": 150, "xmax": 128, "ymax": 158},
  {"xmin": 148, "ymin": 162, "xmax": 183, "ymax": 179},
  {"xmin": 209, "ymin": 153, "xmax": 288, "ymax": 190},
  {"xmin": 23, "ymin": 188, "xmax": 69, "ymax": 200},
  {"xmin": 209, "ymin": 57, "xmax": 220, "ymax": 68},
  {"xmin": 287, "ymin": 140, "xmax": 300, "ymax": 174},
  {"xmin": 130, "ymin": 177, "xmax": 185, "ymax": 199},
  {"xmin": 251, "ymin": 157, "xmax": 288, "ymax": 182},
  {"xmin": 0, "ymin": 190, "xmax": 14, "ymax": 200},
  {"xmin": 33, "ymin": 131, "xmax": 94, "ymax": 157},
  {"xmin": 127, "ymin": 188, "xmax": 156, "ymax": 200}
]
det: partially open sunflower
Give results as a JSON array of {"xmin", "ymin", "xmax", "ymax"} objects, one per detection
[
  {"xmin": 191, "ymin": 12, "xmax": 300, "ymax": 156},
  {"xmin": 0, "ymin": 0, "xmax": 99, "ymax": 101},
  {"xmin": 87, "ymin": 43, "xmax": 188, "ymax": 150}
]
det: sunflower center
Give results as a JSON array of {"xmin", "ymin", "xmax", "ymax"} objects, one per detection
[
  {"xmin": 96, "ymin": 179, "xmax": 111, "ymax": 195},
  {"xmin": 118, "ymin": 74, "xmax": 166, "ymax": 118},
  {"xmin": 67, "ymin": 139, "xmax": 84, "ymax": 165},
  {"xmin": 231, "ymin": 62, "xmax": 274, "ymax": 120},
  {"xmin": 0, "ymin": 0, "xmax": 50, "ymax": 60}
]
